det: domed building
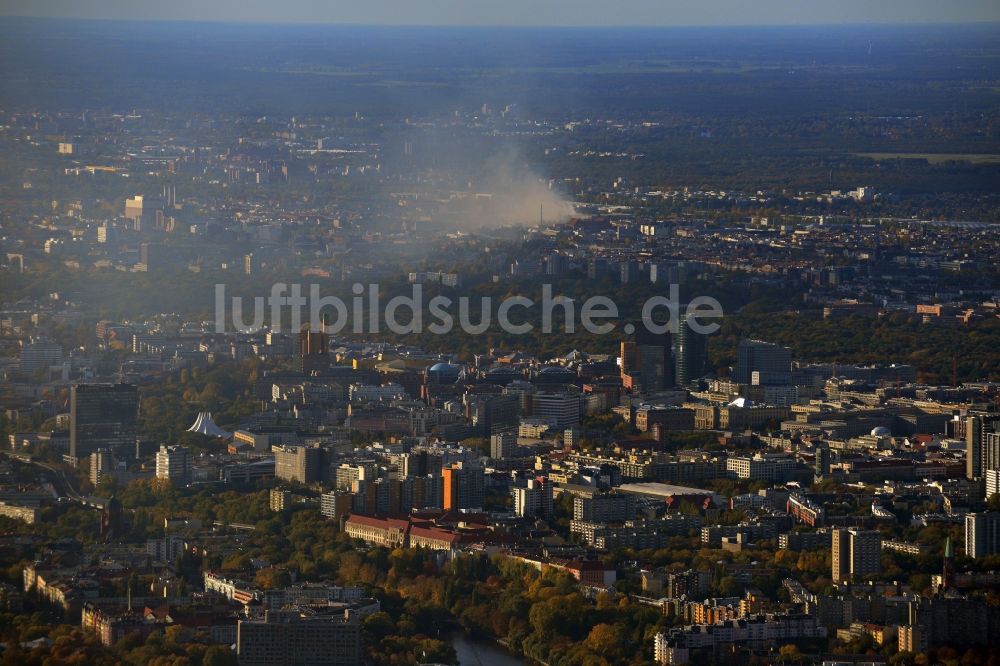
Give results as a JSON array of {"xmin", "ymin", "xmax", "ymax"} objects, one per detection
[{"xmin": 426, "ymin": 362, "xmax": 463, "ymax": 385}]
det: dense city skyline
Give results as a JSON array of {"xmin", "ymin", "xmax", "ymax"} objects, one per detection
[{"xmin": 1, "ymin": 13, "xmax": 999, "ymax": 666}]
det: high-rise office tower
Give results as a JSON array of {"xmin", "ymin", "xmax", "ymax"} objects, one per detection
[
  {"xmin": 532, "ymin": 392, "xmax": 582, "ymax": 429},
  {"xmin": 90, "ymin": 448, "xmax": 129, "ymax": 487},
  {"xmin": 295, "ymin": 327, "xmax": 329, "ymax": 374},
  {"xmin": 512, "ymin": 477, "xmax": 553, "ymax": 519},
  {"xmin": 965, "ymin": 413, "xmax": 1000, "ymax": 480},
  {"xmin": 70, "ymin": 384, "xmax": 138, "ymax": 460},
  {"xmin": 636, "ymin": 342, "xmax": 667, "ymax": 393},
  {"xmin": 831, "ymin": 528, "xmax": 881, "ymax": 583},
  {"xmin": 442, "ymin": 462, "xmax": 484, "ymax": 511},
  {"xmin": 490, "ymin": 431, "xmax": 517, "ymax": 460},
  {"xmin": 407, "ymin": 474, "xmax": 443, "ymax": 511},
  {"xmin": 320, "ymin": 491, "xmax": 354, "ymax": 523},
  {"xmin": 155, "ymin": 445, "xmax": 192, "ymax": 487},
  {"xmin": 674, "ymin": 313, "xmax": 708, "ymax": 387},
  {"xmin": 622, "ymin": 327, "xmax": 674, "ymax": 393},
  {"xmin": 90, "ymin": 449, "xmax": 114, "ymax": 486},
  {"xmin": 620, "ymin": 340, "xmax": 638, "ymax": 377},
  {"xmin": 734, "ymin": 339, "xmax": 792, "ymax": 386},
  {"xmin": 471, "ymin": 395, "xmax": 519, "ymax": 436},
  {"xmin": 986, "ymin": 431, "xmax": 1000, "ymax": 478},
  {"xmin": 814, "ymin": 445, "xmax": 831, "ymax": 480},
  {"xmin": 503, "ymin": 380, "xmax": 536, "ymax": 414},
  {"xmin": 965, "ymin": 512, "xmax": 1000, "ymax": 559},
  {"xmin": 399, "ymin": 451, "xmax": 443, "ymax": 479},
  {"xmin": 986, "ymin": 469, "xmax": 1000, "ymax": 503},
  {"xmin": 274, "ymin": 445, "xmax": 326, "ymax": 484},
  {"xmin": 351, "ymin": 478, "xmax": 396, "ymax": 516},
  {"xmin": 831, "ymin": 528, "xmax": 847, "ymax": 583}
]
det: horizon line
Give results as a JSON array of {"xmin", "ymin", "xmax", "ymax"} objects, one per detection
[{"xmin": 1, "ymin": 14, "xmax": 999, "ymax": 30}]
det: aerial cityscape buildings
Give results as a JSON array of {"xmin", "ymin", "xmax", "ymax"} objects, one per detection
[{"xmin": 1, "ymin": 11, "xmax": 1000, "ymax": 666}]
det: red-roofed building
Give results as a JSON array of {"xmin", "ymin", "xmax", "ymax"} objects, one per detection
[
  {"xmin": 408, "ymin": 524, "xmax": 464, "ymax": 552},
  {"xmin": 509, "ymin": 554, "xmax": 616, "ymax": 589},
  {"xmin": 344, "ymin": 515, "xmax": 410, "ymax": 548},
  {"xmin": 343, "ymin": 512, "xmax": 501, "ymax": 555}
]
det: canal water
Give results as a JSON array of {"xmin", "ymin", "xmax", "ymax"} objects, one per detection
[{"xmin": 450, "ymin": 631, "xmax": 527, "ymax": 666}]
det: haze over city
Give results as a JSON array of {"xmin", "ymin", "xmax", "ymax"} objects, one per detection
[{"xmin": 1, "ymin": 3, "xmax": 999, "ymax": 666}]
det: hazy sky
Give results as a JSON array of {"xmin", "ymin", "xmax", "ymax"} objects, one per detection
[{"xmin": 2, "ymin": 0, "xmax": 999, "ymax": 26}]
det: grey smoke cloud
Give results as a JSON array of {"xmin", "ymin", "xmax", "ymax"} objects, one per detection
[{"xmin": 447, "ymin": 145, "xmax": 576, "ymax": 229}]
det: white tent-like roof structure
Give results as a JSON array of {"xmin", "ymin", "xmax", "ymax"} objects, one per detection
[{"xmin": 187, "ymin": 412, "xmax": 231, "ymax": 438}]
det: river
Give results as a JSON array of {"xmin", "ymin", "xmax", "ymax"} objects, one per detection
[{"xmin": 449, "ymin": 631, "xmax": 528, "ymax": 666}]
